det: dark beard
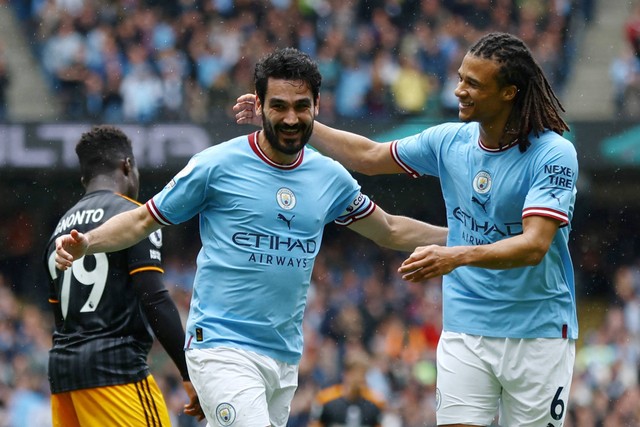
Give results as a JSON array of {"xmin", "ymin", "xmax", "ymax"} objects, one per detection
[{"xmin": 262, "ymin": 115, "xmax": 313, "ymax": 156}]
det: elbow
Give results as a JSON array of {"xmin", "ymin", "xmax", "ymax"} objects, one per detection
[
  {"xmin": 360, "ymin": 165, "xmax": 380, "ymax": 177},
  {"xmin": 524, "ymin": 247, "xmax": 548, "ymax": 266},
  {"xmin": 350, "ymin": 161, "xmax": 378, "ymax": 176}
]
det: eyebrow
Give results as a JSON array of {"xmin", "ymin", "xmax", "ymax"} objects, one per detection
[{"xmin": 268, "ymin": 98, "xmax": 312, "ymax": 107}]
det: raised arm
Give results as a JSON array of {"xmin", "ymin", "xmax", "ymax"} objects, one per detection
[
  {"xmin": 309, "ymin": 122, "xmax": 402, "ymax": 176},
  {"xmin": 347, "ymin": 205, "xmax": 447, "ymax": 252},
  {"xmin": 234, "ymin": 93, "xmax": 403, "ymax": 176},
  {"xmin": 55, "ymin": 205, "xmax": 161, "ymax": 270}
]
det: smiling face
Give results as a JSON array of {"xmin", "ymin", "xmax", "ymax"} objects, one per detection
[
  {"xmin": 454, "ymin": 53, "xmax": 517, "ymax": 139},
  {"xmin": 257, "ymin": 78, "xmax": 319, "ymax": 163}
]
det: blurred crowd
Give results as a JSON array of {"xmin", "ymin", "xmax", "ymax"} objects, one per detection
[
  {"xmin": 4, "ymin": 0, "xmax": 640, "ymax": 426},
  {"xmin": 610, "ymin": 0, "xmax": 640, "ymax": 119},
  {"xmin": 6, "ymin": 0, "xmax": 589, "ymax": 123}
]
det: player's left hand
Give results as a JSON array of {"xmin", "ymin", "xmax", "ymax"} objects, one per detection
[
  {"xmin": 398, "ymin": 245, "xmax": 458, "ymax": 282},
  {"xmin": 182, "ymin": 381, "xmax": 205, "ymax": 421}
]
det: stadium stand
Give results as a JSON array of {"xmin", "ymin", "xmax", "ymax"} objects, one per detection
[{"xmin": 8, "ymin": 0, "xmax": 584, "ymax": 123}]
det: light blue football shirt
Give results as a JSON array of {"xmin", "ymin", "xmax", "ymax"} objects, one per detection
[
  {"xmin": 146, "ymin": 132, "xmax": 376, "ymax": 363},
  {"xmin": 394, "ymin": 122, "xmax": 579, "ymax": 340}
]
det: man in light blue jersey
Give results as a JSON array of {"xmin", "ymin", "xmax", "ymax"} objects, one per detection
[
  {"xmin": 54, "ymin": 47, "xmax": 448, "ymax": 427},
  {"xmin": 234, "ymin": 32, "xmax": 579, "ymax": 427}
]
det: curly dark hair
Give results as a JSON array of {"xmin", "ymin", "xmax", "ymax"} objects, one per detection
[
  {"xmin": 469, "ymin": 32, "xmax": 570, "ymax": 152},
  {"xmin": 75, "ymin": 125, "xmax": 134, "ymax": 183},
  {"xmin": 254, "ymin": 47, "xmax": 322, "ymax": 105}
]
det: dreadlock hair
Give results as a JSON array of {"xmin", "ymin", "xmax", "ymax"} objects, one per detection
[
  {"xmin": 468, "ymin": 32, "xmax": 570, "ymax": 152},
  {"xmin": 75, "ymin": 125, "xmax": 134, "ymax": 183}
]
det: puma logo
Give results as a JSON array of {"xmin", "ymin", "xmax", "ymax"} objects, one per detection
[
  {"xmin": 471, "ymin": 196, "xmax": 489, "ymax": 212},
  {"xmin": 277, "ymin": 213, "xmax": 295, "ymax": 229},
  {"xmin": 550, "ymin": 193, "xmax": 561, "ymax": 204}
]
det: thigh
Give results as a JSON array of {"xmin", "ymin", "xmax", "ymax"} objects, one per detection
[
  {"xmin": 186, "ymin": 347, "xmax": 272, "ymax": 427},
  {"xmin": 267, "ymin": 361, "xmax": 298, "ymax": 427},
  {"xmin": 51, "ymin": 392, "xmax": 81, "ymax": 427},
  {"xmin": 436, "ymin": 332, "xmax": 501, "ymax": 426},
  {"xmin": 497, "ymin": 338, "xmax": 575, "ymax": 427},
  {"xmin": 54, "ymin": 375, "xmax": 171, "ymax": 427}
]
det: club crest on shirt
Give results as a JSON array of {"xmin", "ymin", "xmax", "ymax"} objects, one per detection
[
  {"xmin": 276, "ymin": 187, "xmax": 296, "ymax": 210},
  {"xmin": 216, "ymin": 403, "xmax": 236, "ymax": 426},
  {"xmin": 473, "ymin": 171, "xmax": 492, "ymax": 194}
]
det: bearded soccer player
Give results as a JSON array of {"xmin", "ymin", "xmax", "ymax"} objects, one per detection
[{"xmin": 54, "ymin": 49, "xmax": 448, "ymax": 426}]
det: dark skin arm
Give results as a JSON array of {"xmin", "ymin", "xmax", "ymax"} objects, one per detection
[
  {"xmin": 398, "ymin": 215, "xmax": 560, "ymax": 281},
  {"xmin": 132, "ymin": 271, "xmax": 204, "ymax": 421}
]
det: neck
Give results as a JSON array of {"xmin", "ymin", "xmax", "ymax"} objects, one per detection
[
  {"xmin": 84, "ymin": 175, "xmax": 126, "ymax": 196},
  {"xmin": 479, "ymin": 122, "xmax": 519, "ymax": 149}
]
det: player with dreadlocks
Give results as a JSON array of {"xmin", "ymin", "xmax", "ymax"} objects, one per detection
[
  {"xmin": 234, "ymin": 32, "xmax": 579, "ymax": 426},
  {"xmin": 468, "ymin": 31, "xmax": 570, "ymax": 153}
]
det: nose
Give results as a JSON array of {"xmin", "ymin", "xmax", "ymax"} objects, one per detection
[
  {"xmin": 454, "ymin": 82, "xmax": 466, "ymax": 99},
  {"xmin": 283, "ymin": 108, "xmax": 298, "ymax": 125}
]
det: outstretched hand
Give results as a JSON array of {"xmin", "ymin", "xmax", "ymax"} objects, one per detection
[
  {"xmin": 182, "ymin": 381, "xmax": 205, "ymax": 421},
  {"xmin": 233, "ymin": 94, "xmax": 261, "ymax": 127},
  {"xmin": 398, "ymin": 245, "xmax": 459, "ymax": 282},
  {"xmin": 55, "ymin": 229, "xmax": 89, "ymax": 270}
]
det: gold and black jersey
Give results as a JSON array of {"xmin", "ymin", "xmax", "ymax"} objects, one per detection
[
  {"xmin": 311, "ymin": 385, "xmax": 385, "ymax": 427},
  {"xmin": 43, "ymin": 190, "xmax": 164, "ymax": 393}
]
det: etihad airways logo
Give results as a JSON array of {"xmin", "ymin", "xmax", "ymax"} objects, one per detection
[
  {"xmin": 453, "ymin": 207, "xmax": 522, "ymax": 245},
  {"xmin": 232, "ymin": 232, "xmax": 317, "ymax": 253},
  {"xmin": 232, "ymin": 232, "xmax": 317, "ymax": 269}
]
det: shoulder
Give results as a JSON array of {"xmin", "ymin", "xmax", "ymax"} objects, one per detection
[
  {"xmin": 85, "ymin": 191, "xmax": 138, "ymax": 215},
  {"xmin": 361, "ymin": 387, "xmax": 386, "ymax": 409},
  {"xmin": 530, "ymin": 130, "xmax": 577, "ymax": 158},
  {"xmin": 184, "ymin": 135, "xmax": 252, "ymax": 174},
  {"xmin": 413, "ymin": 121, "xmax": 476, "ymax": 144},
  {"xmin": 315, "ymin": 385, "xmax": 343, "ymax": 405},
  {"xmin": 197, "ymin": 135, "xmax": 250, "ymax": 160},
  {"xmin": 114, "ymin": 193, "xmax": 142, "ymax": 208},
  {"xmin": 305, "ymin": 148, "xmax": 354, "ymax": 175}
]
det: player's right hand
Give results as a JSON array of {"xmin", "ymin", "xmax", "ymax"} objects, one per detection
[
  {"xmin": 182, "ymin": 381, "xmax": 205, "ymax": 421},
  {"xmin": 55, "ymin": 229, "xmax": 89, "ymax": 270},
  {"xmin": 233, "ymin": 93, "xmax": 262, "ymax": 127}
]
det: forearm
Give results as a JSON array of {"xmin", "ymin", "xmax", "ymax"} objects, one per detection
[
  {"xmin": 144, "ymin": 295, "xmax": 189, "ymax": 380},
  {"xmin": 382, "ymin": 216, "xmax": 448, "ymax": 252},
  {"xmin": 454, "ymin": 234, "xmax": 548, "ymax": 270},
  {"xmin": 86, "ymin": 206, "xmax": 160, "ymax": 255},
  {"xmin": 400, "ymin": 216, "xmax": 559, "ymax": 281},
  {"xmin": 348, "ymin": 208, "xmax": 447, "ymax": 252},
  {"xmin": 134, "ymin": 272, "xmax": 189, "ymax": 380}
]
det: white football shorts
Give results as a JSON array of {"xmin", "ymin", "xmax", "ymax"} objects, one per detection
[
  {"xmin": 436, "ymin": 331, "xmax": 575, "ymax": 427},
  {"xmin": 185, "ymin": 347, "xmax": 299, "ymax": 427}
]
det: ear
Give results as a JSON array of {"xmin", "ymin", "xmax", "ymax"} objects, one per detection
[
  {"xmin": 255, "ymin": 92, "xmax": 263, "ymax": 116},
  {"xmin": 503, "ymin": 84, "xmax": 518, "ymax": 102},
  {"xmin": 122, "ymin": 157, "xmax": 133, "ymax": 176},
  {"xmin": 314, "ymin": 95, "xmax": 320, "ymax": 116}
]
